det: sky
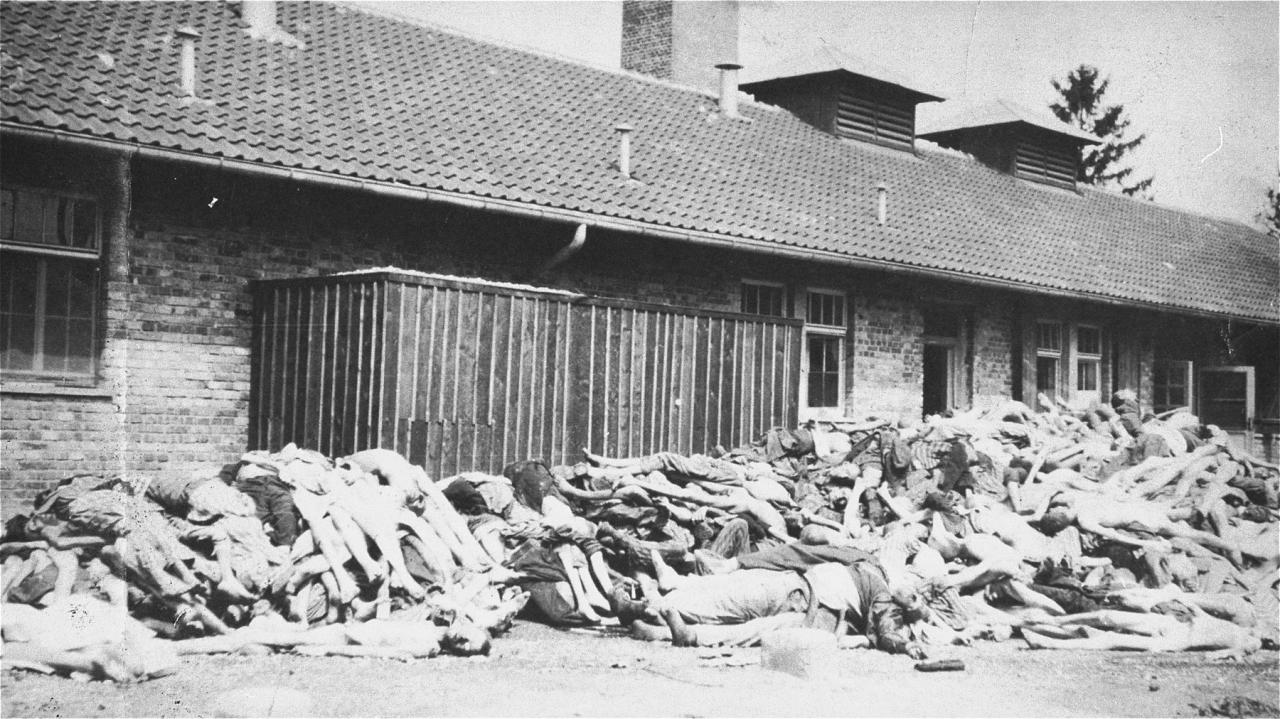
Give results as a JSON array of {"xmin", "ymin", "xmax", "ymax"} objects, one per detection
[{"xmin": 354, "ymin": 1, "xmax": 1279, "ymax": 227}]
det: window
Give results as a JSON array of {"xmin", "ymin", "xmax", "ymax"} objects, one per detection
[
  {"xmin": 1075, "ymin": 325, "xmax": 1101, "ymax": 393},
  {"xmin": 1035, "ymin": 321, "xmax": 1061, "ymax": 397},
  {"xmin": 801, "ymin": 289, "xmax": 846, "ymax": 413},
  {"xmin": 1153, "ymin": 360, "xmax": 1193, "ymax": 414},
  {"xmin": 740, "ymin": 281, "xmax": 786, "ymax": 318},
  {"xmin": 0, "ymin": 187, "xmax": 101, "ymax": 379}
]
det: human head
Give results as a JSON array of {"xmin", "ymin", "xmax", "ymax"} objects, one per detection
[
  {"xmin": 443, "ymin": 622, "xmax": 492, "ymax": 656},
  {"xmin": 891, "ymin": 587, "xmax": 927, "ymax": 624},
  {"xmin": 1039, "ymin": 507, "xmax": 1075, "ymax": 536}
]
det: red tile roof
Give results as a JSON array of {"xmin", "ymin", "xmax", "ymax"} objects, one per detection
[{"xmin": 3, "ymin": 1, "xmax": 1276, "ymax": 323}]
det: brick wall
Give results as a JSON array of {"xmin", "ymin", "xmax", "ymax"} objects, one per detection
[
  {"xmin": 1, "ymin": 147, "xmax": 1183, "ymax": 515},
  {"xmin": 621, "ymin": 0, "xmax": 672, "ymax": 80},
  {"xmin": 972, "ymin": 303, "xmax": 1015, "ymax": 408},
  {"xmin": 849, "ymin": 293, "xmax": 923, "ymax": 419}
]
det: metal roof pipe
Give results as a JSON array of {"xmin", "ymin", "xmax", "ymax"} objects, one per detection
[
  {"xmin": 538, "ymin": 223, "xmax": 587, "ymax": 275},
  {"xmin": 716, "ymin": 63, "xmax": 743, "ymax": 118},
  {"xmin": 175, "ymin": 26, "xmax": 201, "ymax": 97},
  {"xmin": 876, "ymin": 183, "xmax": 888, "ymax": 226},
  {"xmin": 614, "ymin": 123, "xmax": 634, "ymax": 179}
]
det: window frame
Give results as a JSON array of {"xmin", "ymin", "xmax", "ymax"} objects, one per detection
[
  {"xmin": 1074, "ymin": 324, "xmax": 1102, "ymax": 397},
  {"xmin": 1035, "ymin": 320, "xmax": 1062, "ymax": 398},
  {"xmin": 739, "ymin": 279, "xmax": 787, "ymax": 318},
  {"xmin": 1, "ymin": 184, "xmax": 103, "ymax": 383},
  {"xmin": 798, "ymin": 288, "xmax": 847, "ymax": 419},
  {"xmin": 1153, "ymin": 359, "xmax": 1194, "ymax": 415}
]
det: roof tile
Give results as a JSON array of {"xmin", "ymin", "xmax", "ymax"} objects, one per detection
[{"xmin": 2, "ymin": 1, "xmax": 1275, "ymax": 322}]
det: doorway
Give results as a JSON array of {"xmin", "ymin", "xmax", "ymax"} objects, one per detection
[{"xmin": 923, "ymin": 344, "xmax": 952, "ymax": 416}]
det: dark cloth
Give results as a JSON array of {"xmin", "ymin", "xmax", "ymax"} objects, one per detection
[
  {"xmin": 33, "ymin": 475, "xmax": 115, "ymax": 519},
  {"xmin": 505, "ymin": 539, "xmax": 570, "ymax": 583},
  {"xmin": 234, "ymin": 474, "xmax": 299, "ymax": 546},
  {"xmin": 7, "ymin": 563, "xmax": 59, "ymax": 604},
  {"xmin": 598, "ymin": 522, "xmax": 692, "ymax": 574},
  {"xmin": 442, "ymin": 479, "xmax": 489, "ymax": 516},
  {"xmin": 503, "ymin": 460, "xmax": 564, "ymax": 514},
  {"xmin": 578, "ymin": 501, "xmax": 668, "ymax": 530},
  {"xmin": 737, "ymin": 543, "xmax": 876, "ymax": 572},
  {"xmin": 523, "ymin": 581, "xmax": 595, "ymax": 627},
  {"xmin": 145, "ymin": 476, "xmax": 205, "ymax": 515},
  {"xmin": 1029, "ymin": 583, "xmax": 1100, "ymax": 614},
  {"xmin": 881, "ymin": 429, "xmax": 914, "ymax": 478},
  {"xmin": 729, "ymin": 427, "xmax": 815, "ymax": 463},
  {"xmin": 842, "ymin": 562, "xmax": 912, "ymax": 655}
]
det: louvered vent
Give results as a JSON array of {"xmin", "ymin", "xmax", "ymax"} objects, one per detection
[
  {"xmin": 835, "ymin": 85, "xmax": 915, "ymax": 149},
  {"xmin": 1015, "ymin": 140, "xmax": 1077, "ymax": 188}
]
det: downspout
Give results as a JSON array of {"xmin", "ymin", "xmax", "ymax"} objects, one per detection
[
  {"xmin": 104, "ymin": 149, "xmax": 136, "ymax": 479},
  {"xmin": 538, "ymin": 223, "xmax": 587, "ymax": 275}
]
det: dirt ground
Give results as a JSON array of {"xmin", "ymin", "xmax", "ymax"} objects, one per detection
[{"xmin": 3, "ymin": 622, "xmax": 1277, "ymax": 718}]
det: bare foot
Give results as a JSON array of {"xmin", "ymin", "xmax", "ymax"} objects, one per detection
[
  {"xmin": 660, "ymin": 607, "xmax": 697, "ymax": 647},
  {"xmin": 650, "ymin": 549, "xmax": 681, "ymax": 593}
]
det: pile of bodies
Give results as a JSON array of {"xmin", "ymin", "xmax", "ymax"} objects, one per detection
[{"xmin": 3, "ymin": 390, "xmax": 1278, "ymax": 681}]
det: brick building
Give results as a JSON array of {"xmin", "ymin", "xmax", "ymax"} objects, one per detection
[{"xmin": 1, "ymin": 1, "xmax": 1276, "ymax": 514}]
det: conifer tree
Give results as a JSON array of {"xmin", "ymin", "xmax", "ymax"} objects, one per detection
[{"xmin": 1050, "ymin": 65, "xmax": 1154, "ymax": 197}]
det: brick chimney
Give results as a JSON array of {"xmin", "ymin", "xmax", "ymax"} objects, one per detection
[{"xmin": 621, "ymin": 0, "xmax": 739, "ymax": 91}]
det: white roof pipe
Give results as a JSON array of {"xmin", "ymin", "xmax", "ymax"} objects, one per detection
[
  {"xmin": 716, "ymin": 63, "xmax": 743, "ymax": 118},
  {"xmin": 174, "ymin": 26, "xmax": 201, "ymax": 98},
  {"xmin": 614, "ymin": 123, "xmax": 634, "ymax": 179},
  {"xmin": 876, "ymin": 183, "xmax": 888, "ymax": 226}
]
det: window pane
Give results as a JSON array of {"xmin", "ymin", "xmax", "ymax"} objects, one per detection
[
  {"xmin": 1, "ymin": 313, "xmax": 35, "ymax": 370},
  {"xmin": 0, "ymin": 189, "xmax": 14, "ymax": 240},
  {"xmin": 741, "ymin": 284, "xmax": 785, "ymax": 317},
  {"xmin": 42, "ymin": 195, "xmax": 62, "ymax": 245},
  {"xmin": 807, "ymin": 335, "xmax": 842, "ymax": 408},
  {"xmin": 807, "ymin": 292, "xmax": 844, "ymax": 326},
  {"xmin": 1077, "ymin": 326, "xmax": 1101, "ymax": 355},
  {"xmin": 1077, "ymin": 359, "xmax": 1099, "ymax": 391},
  {"xmin": 1, "ymin": 252, "xmax": 39, "ymax": 316},
  {"xmin": 1037, "ymin": 322, "xmax": 1061, "ymax": 352},
  {"xmin": 13, "ymin": 191, "xmax": 45, "ymax": 244},
  {"xmin": 766, "ymin": 287, "xmax": 783, "ymax": 316},
  {"xmin": 1036, "ymin": 356, "xmax": 1058, "ymax": 395},
  {"xmin": 43, "ymin": 316, "xmax": 69, "ymax": 372},
  {"xmin": 820, "ymin": 375, "xmax": 839, "ymax": 407},
  {"xmin": 72, "ymin": 200, "xmax": 98, "ymax": 249},
  {"xmin": 67, "ymin": 262, "xmax": 96, "ymax": 319},
  {"xmin": 66, "ymin": 319, "xmax": 94, "ymax": 374},
  {"xmin": 45, "ymin": 261, "xmax": 70, "ymax": 317}
]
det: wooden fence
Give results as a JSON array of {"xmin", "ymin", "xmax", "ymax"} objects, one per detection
[{"xmin": 251, "ymin": 271, "xmax": 801, "ymax": 477}]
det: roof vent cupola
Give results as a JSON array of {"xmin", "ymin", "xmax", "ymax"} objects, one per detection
[
  {"xmin": 739, "ymin": 46, "xmax": 944, "ymax": 151},
  {"xmin": 917, "ymin": 99, "xmax": 1101, "ymax": 190}
]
